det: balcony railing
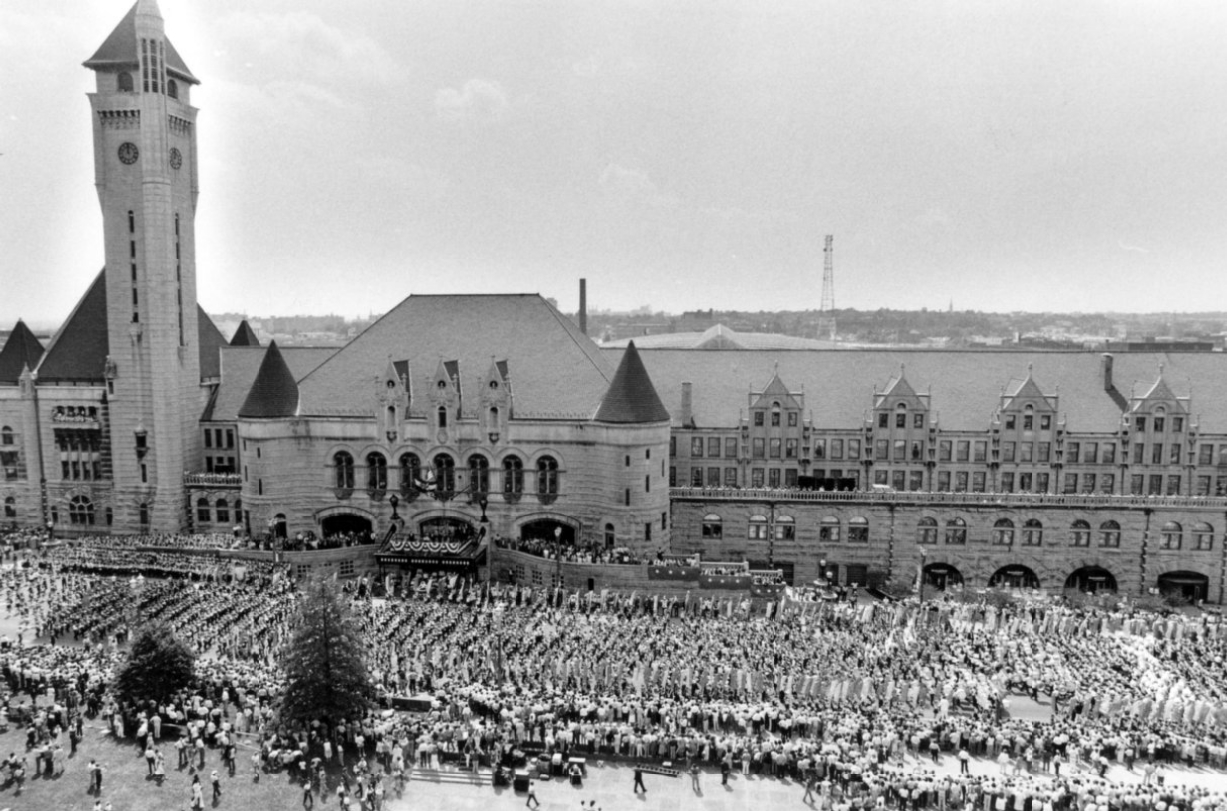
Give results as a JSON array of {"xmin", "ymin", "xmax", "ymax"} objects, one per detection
[
  {"xmin": 184, "ymin": 472, "xmax": 242, "ymax": 488},
  {"xmin": 670, "ymin": 486, "xmax": 1227, "ymax": 510}
]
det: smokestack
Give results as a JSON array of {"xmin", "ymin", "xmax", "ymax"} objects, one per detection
[
  {"xmin": 1101, "ymin": 353, "xmax": 1114, "ymax": 391},
  {"xmin": 681, "ymin": 382, "xmax": 693, "ymax": 427},
  {"xmin": 579, "ymin": 278, "xmax": 588, "ymax": 336}
]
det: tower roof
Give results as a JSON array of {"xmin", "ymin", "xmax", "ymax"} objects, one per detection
[
  {"xmin": 198, "ymin": 308, "xmax": 227, "ymax": 380},
  {"xmin": 238, "ymin": 341, "xmax": 300, "ymax": 419},
  {"xmin": 229, "ymin": 320, "xmax": 260, "ymax": 347},
  {"xmin": 0, "ymin": 320, "xmax": 45, "ymax": 384},
  {"xmin": 83, "ymin": 1, "xmax": 199, "ymax": 84},
  {"xmin": 594, "ymin": 341, "xmax": 670, "ymax": 424},
  {"xmin": 37, "ymin": 271, "xmax": 110, "ymax": 383}
]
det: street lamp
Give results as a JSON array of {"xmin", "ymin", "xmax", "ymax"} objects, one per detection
[{"xmin": 389, "ymin": 493, "xmax": 400, "ymax": 522}]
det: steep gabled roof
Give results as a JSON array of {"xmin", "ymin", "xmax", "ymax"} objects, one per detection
[
  {"xmin": 238, "ymin": 341, "xmax": 299, "ymax": 419},
  {"xmin": 204, "ymin": 346, "xmax": 335, "ymax": 423},
  {"xmin": 37, "ymin": 271, "xmax": 110, "ymax": 383},
  {"xmin": 83, "ymin": 1, "xmax": 199, "ymax": 84},
  {"xmin": 198, "ymin": 307, "xmax": 226, "ymax": 380},
  {"xmin": 594, "ymin": 341, "xmax": 670, "ymax": 424},
  {"xmin": 612, "ymin": 348, "xmax": 1227, "ymax": 433},
  {"xmin": 297, "ymin": 294, "xmax": 612, "ymax": 418},
  {"xmin": 229, "ymin": 320, "xmax": 260, "ymax": 347},
  {"xmin": 0, "ymin": 320, "xmax": 45, "ymax": 384}
]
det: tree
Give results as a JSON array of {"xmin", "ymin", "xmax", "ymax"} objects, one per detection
[
  {"xmin": 113, "ymin": 621, "xmax": 196, "ymax": 705},
  {"xmin": 280, "ymin": 578, "xmax": 374, "ymax": 725}
]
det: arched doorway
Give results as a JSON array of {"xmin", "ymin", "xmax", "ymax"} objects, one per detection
[
  {"xmin": 1157, "ymin": 571, "xmax": 1209, "ymax": 604},
  {"xmin": 1065, "ymin": 566, "xmax": 1117, "ymax": 593},
  {"xmin": 272, "ymin": 513, "xmax": 288, "ymax": 540},
  {"xmin": 989, "ymin": 564, "xmax": 1040, "ymax": 590},
  {"xmin": 923, "ymin": 562, "xmax": 964, "ymax": 590},
  {"xmin": 519, "ymin": 518, "xmax": 576, "ymax": 545},
  {"xmin": 321, "ymin": 513, "xmax": 373, "ymax": 538}
]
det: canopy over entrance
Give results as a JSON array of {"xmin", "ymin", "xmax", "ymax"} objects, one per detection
[
  {"xmin": 923, "ymin": 562, "xmax": 963, "ymax": 590},
  {"xmin": 1065, "ymin": 566, "xmax": 1117, "ymax": 593},
  {"xmin": 375, "ymin": 515, "xmax": 484, "ymax": 570},
  {"xmin": 989, "ymin": 565, "xmax": 1040, "ymax": 590}
]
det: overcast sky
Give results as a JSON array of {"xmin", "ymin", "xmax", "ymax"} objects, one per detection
[{"xmin": 2, "ymin": 0, "xmax": 1226, "ymax": 330}]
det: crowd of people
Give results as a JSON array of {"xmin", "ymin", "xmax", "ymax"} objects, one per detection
[
  {"xmin": 495, "ymin": 534, "xmax": 641, "ymax": 565},
  {"xmin": 1, "ymin": 528, "xmax": 1227, "ymax": 809}
]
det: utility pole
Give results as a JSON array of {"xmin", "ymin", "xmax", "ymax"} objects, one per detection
[{"xmin": 817, "ymin": 235, "xmax": 836, "ymax": 341}]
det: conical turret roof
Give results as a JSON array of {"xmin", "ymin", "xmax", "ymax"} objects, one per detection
[
  {"xmin": 0, "ymin": 320, "xmax": 45, "ymax": 384},
  {"xmin": 230, "ymin": 320, "xmax": 260, "ymax": 347},
  {"xmin": 238, "ymin": 342, "xmax": 299, "ymax": 418},
  {"xmin": 594, "ymin": 341, "xmax": 670, "ymax": 423}
]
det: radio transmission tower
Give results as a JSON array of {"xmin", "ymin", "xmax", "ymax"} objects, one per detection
[{"xmin": 816, "ymin": 234, "xmax": 836, "ymax": 341}]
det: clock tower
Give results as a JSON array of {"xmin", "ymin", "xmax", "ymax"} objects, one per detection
[{"xmin": 84, "ymin": 0, "xmax": 202, "ymax": 532}]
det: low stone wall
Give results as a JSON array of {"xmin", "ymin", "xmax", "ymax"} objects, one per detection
[{"xmin": 130, "ymin": 544, "xmax": 379, "ymax": 579}]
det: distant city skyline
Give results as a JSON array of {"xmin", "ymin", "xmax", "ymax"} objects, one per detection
[{"xmin": 3, "ymin": 0, "xmax": 1226, "ymax": 328}]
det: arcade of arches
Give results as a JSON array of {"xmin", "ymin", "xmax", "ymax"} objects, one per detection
[{"xmin": 912, "ymin": 561, "xmax": 1208, "ymax": 599}]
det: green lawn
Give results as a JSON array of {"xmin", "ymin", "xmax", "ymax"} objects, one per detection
[{"xmin": 0, "ymin": 725, "xmax": 341, "ymax": 811}]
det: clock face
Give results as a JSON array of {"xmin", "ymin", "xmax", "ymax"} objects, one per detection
[
  {"xmin": 118, "ymin": 142, "xmax": 139, "ymax": 165},
  {"xmin": 169, "ymin": 147, "xmax": 183, "ymax": 170}
]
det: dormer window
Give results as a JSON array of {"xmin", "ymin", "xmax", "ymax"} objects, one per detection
[
  {"xmin": 1023, "ymin": 406, "xmax": 1034, "ymax": 431},
  {"xmin": 1005, "ymin": 415, "xmax": 1016, "ymax": 430},
  {"xmin": 895, "ymin": 403, "xmax": 906, "ymax": 428},
  {"xmin": 489, "ymin": 380, "xmax": 499, "ymax": 390},
  {"xmin": 1153, "ymin": 407, "xmax": 1165, "ymax": 433},
  {"xmin": 436, "ymin": 380, "xmax": 447, "ymax": 390},
  {"xmin": 386, "ymin": 380, "xmax": 395, "ymax": 389},
  {"xmin": 437, "ymin": 405, "xmax": 448, "ymax": 429},
  {"xmin": 771, "ymin": 403, "xmax": 781, "ymax": 426}
]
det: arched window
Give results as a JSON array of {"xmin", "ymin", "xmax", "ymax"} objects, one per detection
[
  {"xmin": 917, "ymin": 516, "xmax": 938, "ymax": 545},
  {"xmin": 774, "ymin": 515, "xmax": 796, "ymax": 540},
  {"xmin": 366, "ymin": 452, "xmax": 388, "ymax": 496},
  {"xmin": 771, "ymin": 402, "xmax": 781, "ymax": 427},
  {"xmin": 196, "ymin": 497, "xmax": 211, "ymax": 523},
  {"xmin": 105, "ymin": 506, "xmax": 113, "ymax": 526},
  {"xmin": 333, "ymin": 451, "xmax": 354, "ymax": 491},
  {"xmin": 1070, "ymin": 520, "xmax": 1091, "ymax": 547},
  {"xmin": 701, "ymin": 513, "xmax": 722, "ymax": 539},
  {"xmin": 1022, "ymin": 518, "xmax": 1043, "ymax": 546},
  {"xmin": 437, "ymin": 405, "xmax": 448, "ymax": 429},
  {"xmin": 748, "ymin": 515, "xmax": 769, "ymax": 540},
  {"xmin": 536, "ymin": 455, "xmax": 559, "ymax": 501},
  {"xmin": 1160, "ymin": 521, "xmax": 1182, "ymax": 550},
  {"xmin": 138, "ymin": 502, "xmax": 148, "ymax": 529},
  {"xmin": 166, "ymin": 78, "xmax": 178, "ymax": 99},
  {"xmin": 0, "ymin": 426, "xmax": 12, "ymax": 445},
  {"xmin": 1023, "ymin": 404, "xmax": 1035, "ymax": 431},
  {"xmin": 1193, "ymin": 522, "xmax": 1214, "ymax": 551},
  {"xmin": 819, "ymin": 516, "xmax": 840, "ymax": 542},
  {"xmin": 502, "ymin": 456, "xmax": 524, "ymax": 501},
  {"xmin": 848, "ymin": 516, "xmax": 869, "ymax": 543},
  {"xmin": 3, "ymin": 496, "xmax": 14, "ymax": 519},
  {"xmin": 945, "ymin": 517, "xmax": 967, "ymax": 545},
  {"xmin": 895, "ymin": 402, "xmax": 907, "ymax": 428},
  {"xmin": 468, "ymin": 454, "xmax": 490, "ymax": 496},
  {"xmin": 604, "ymin": 523, "xmax": 616, "ymax": 548},
  {"xmin": 216, "ymin": 499, "xmax": 230, "ymax": 524},
  {"xmin": 67, "ymin": 495, "xmax": 94, "ymax": 526},
  {"xmin": 1099, "ymin": 520, "xmax": 1121, "ymax": 548},
  {"xmin": 489, "ymin": 406, "xmax": 499, "ymax": 423},
  {"xmin": 1152, "ymin": 406, "xmax": 1166, "ymax": 434},
  {"xmin": 399, "ymin": 453, "xmax": 421, "ymax": 497},
  {"xmin": 433, "ymin": 453, "xmax": 456, "ymax": 497},
  {"xmin": 117, "ymin": 71, "xmax": 134, "ymax": 92},
  {"xmin": 992, "ymin": 518, "xmax": 1015, "ymax": 546}
]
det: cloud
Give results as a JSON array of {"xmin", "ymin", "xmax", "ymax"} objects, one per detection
[
  {"xmin": 435, "ymin": 79, "xmax": 509, "ymax": 123},
  {"xmin": 213, "ymin": 11, "xmax": 400, "ymax": 86},
  {"xmin": 598, "ymin": 163, "xmax": 678, "ymax": 211}
]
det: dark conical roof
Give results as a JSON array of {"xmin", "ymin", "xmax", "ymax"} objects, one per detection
[
  {"xmin": 0, "ymin": 320, "xmax": 45, "ymax": 384},
  {"xmin": 230, "ymin": 320, "xmax": 260, "ymax": 347},
  {"xmin": 37, "ymin": 271, "xmax": 110, "ymax": 383},
  {"xmin": 594, "ymin": 341, "xmax": 670, "ymax": 423},
  {"xmin": 238, "ymin": 342, "xmax": 299, "ymax": 418}
]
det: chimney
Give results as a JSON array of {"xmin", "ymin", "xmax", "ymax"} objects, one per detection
[
  {"xmin": 681, "ymin": 382, "xmax": 693, "ymax": 427},
  {"xmin": 578, "ymin": 278, "xmax": 588, "ymax": 336},
  {"xmin": 1101, "ymin": 353, "xmax": 1114, "ymax": 391}
]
